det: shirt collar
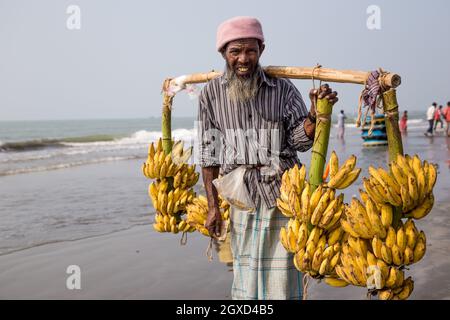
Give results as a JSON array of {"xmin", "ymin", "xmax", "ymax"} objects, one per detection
[{"xmin": 220, "ymin": 67, "xmax": 276, "ymax": 87}]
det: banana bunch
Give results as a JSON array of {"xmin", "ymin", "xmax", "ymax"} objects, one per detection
[
  {"xmin": 186, "ymin": 195, "xmax": 230, "ymax": 237},
  {"xmin": 142, "ymin": 139, "xmax": 196, "ymax": 180},
  {"xmin": 341, "ymin": 196, "xmax": 393, "ymax": 239},
  {"xmin": 153, "ymin": 213, "xmax": 196, "ymax": 233},
  {"xmin": 290, "ymin": 226, "xmax": 343, "ymax": 278},
  {"xmin": 326, "ymin": 152, "xmax": 361, "ymax": 189},
  {"xmin": 378, "ymin": 277, "xmax": 414, "ymax": 300},
  {"xmin": 278, "ymin": 182, "xmax": 345, "ymax": 231},
  {"xmin": 280, "ymin": 219, "xmax": 345, "ymax": 277},
  {"xmin": 371, "ymin": 219, "xmax": 426, "ymax": 267},
  {"xmin": 335, "ymin": 240, "xmax": 406, "ymax": 291},
  {"xmin": 277, "ymin": 164, "xmax": 307, "ymax": 218},
  {"xmin": 308, "ymin": 186, "xmax": 344, "ymax": 229},
  {"xmin": 148, "ymin": 179, "xmax": 195, "ymax": 216},
  {"xmin": 364, "ymin": 154, "xmax": 437, "ymax": 218}
]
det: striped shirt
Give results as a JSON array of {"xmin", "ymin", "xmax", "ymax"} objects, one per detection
[{"xmin": 197, "ymin": 68, "xmax": 314, "ymax": 208}]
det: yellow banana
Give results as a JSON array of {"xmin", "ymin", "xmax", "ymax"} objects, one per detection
[
  {"xmin": 381, "ymin": 244, "xmax": 393, "ymax": 264},
  {"xmin": 311, "ymin": 189, "xmax": 331, "ymax": 225},
  {"xmin": 386, "ymin": 226, "xmax": 397, "ymax": 248},
  {"xmin": 324, "ymin": 277, "xmax": 348, "ymax": 287},
  {"xmin": 407, "ymin": 193, "xmax": 434, "ymax": 219},
  {"xmin": 329, "ymin": 251, "xmax": 341, "ymax": 270},
  {"xmin": 327, "ymin": 158, "xmax": 355, "ymax": 188},
  {"xmin": 329, "ymin": 151, "xmax": 339, "ymax": 179},
  {"xmin": 327, "ymin": 226, "xmax": 344, "ymax": 246},
  {"xmin": 405, "ymin": 219, "xmax": 418, "ymax": 248},
  {"xmin": 413, "ymin": 231, "xmax": 426, "ymax": 263},
  {"xmin": 385, "ymin": 267, "xmax": 398, "ymax": 288},
  {"xmin": 319, "ymin": 258, "xmax": 329, "ymax": 275},
  {"xmin": 366, "ymin": 251, "xmax": 378, "ymax": 266},
  {"xmin": 363, "ymin": 178, "xmax": 385, "ymax": 204},
  {"xmin": 390, "ymin": 161, "xmax": 409, "ymax": 186},
  {"xmin": 366, "ymin": 198, "xmax": 386, "ymax": 239},
  {"xmin": 333, "ymin": 168, "xmax": 361, "ymax": 189},
  {"xmin": 380, "ymin": 204, "xmax": 393, "ymax": 229},
  {"xmin": 403, "ymin": 246, "xmax": 414, "ymax": 265},
  {"xmin": 411, "ymin": 155, "xmax": 422, "ymax": 178},
  {"xmin": 371, "ymin": 236, "xmax": 383, "ymax": 259},
  {"xmin": 426, "ymin": 163, "xmax": 437, "ymax": 194},
  {"xmin": 392, "ymin": 244, "xmax": 404, "ymax": 266},
  {"xmin": 309, "ymin": 185, "xmax": 324, "ymax": 215},
  {"xmin": 397, "ymin": 226, "xmax": 407, "ymax": 251},
  {"xmin": 300, "ymin": 183, "xmax": 310, "ymax": 222},
  {"xmin": 408, "ymin": 175, "xmax": 419, "ymax": 207},
  {"xmin": 319, "ymin": 198, "xmax": 339, "ymax": 227},
  {"xmin": 341, "ymin": 218, "xmax": 360, "ymax": 238},
  {"xmin": 378, "ymin": 289, "xmax": 394, "ymax": 300},
  {"xmin": 377, "ymin": 167, "xmax": 401, "ymax": 195}
]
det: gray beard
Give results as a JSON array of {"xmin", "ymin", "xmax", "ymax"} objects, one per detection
[{"xmin": 226, "ymin": 64, "xmax": 261, "ymax": 104}]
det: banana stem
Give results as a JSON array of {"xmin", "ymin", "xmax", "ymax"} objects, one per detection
[
  {"xmin": 162, "ymin": 91, "xmax": 174, "ymax": 155},
  {"xmin": 382, "ymin": 89, "xmax": 404, "ymax": 228},
  {"xmin": 307, "ymin": 98, "xmax": 333, "ymax": 231},
  {"xmin": 308, "ymin": 98, "xmax": 334, "ymax": 192}
]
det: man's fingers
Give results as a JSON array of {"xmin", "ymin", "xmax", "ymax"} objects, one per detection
[
  {"xmin": 329, "ymin": 97, "xmax": 339, "ymax": 104},
  {"xmin": 318, "ymin": 87, "xmax": 332, "ymax": 99},
  {"xmin": 326, "ymin": 92, "xmax": 338, "ymax": 100}
]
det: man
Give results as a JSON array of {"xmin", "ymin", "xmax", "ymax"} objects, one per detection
[
  {"xmin": 337, "ymin": 109, "xmax": 346, "ymax": 139},
  {"xmin": 400, "ymin": 110, "xmax": 408, "ymax": 133},
  {"xmin": 444, "ymin": 102, "xmax": 450, "ymax": 136},
  {"xmin": 425, "ymin": 102, "xmax": 436, "ymax": 136},
  {"xmin": 434, "ymin": 105, "xmax": 444, "ymax": 131},
  {"xmin": 197, "ymin": 16, "xmax": 338, "ymax": 300}
]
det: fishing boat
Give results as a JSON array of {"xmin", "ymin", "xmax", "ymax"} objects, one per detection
[{"xmin": 361, "ymin": 114, "xmax": 388, "ymax": 147}]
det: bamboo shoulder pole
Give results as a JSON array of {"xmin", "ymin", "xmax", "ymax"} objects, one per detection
[{"xmin": 168, "ymin": 66, "xmax": 401, "ymax": 90}]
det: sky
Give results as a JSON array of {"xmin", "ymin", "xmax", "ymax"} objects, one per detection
[{"xmin": 0, "ymin": 0, "xmax": 449, "ymax": 120}]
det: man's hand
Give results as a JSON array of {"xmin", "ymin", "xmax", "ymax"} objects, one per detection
[
  {"xmin": 201, "ymin": 166, "xmax": 222, "ymax": 238},
  {"xmin": 205, "ymin": 206, "xmax": 223, "ymax": 238},
  {"xmin": 309, "ymin": 84, "xmax": 339, "ymax": 115}
]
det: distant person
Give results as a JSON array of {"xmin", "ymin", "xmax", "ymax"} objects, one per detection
[
  {"xmin": 434, "ymin": 105, "xmax": 444, "ymax": 131},
  {"xmin": 400, "ymin": 110, "xmax": 408, "ymax": 133},
  {"xmin": 444, "ymin": 101, "xmax": 450, "ymax": 136},
  {"xmin": 337, "ymin": 110, "xmax": 346, "ymax": 139},
  {"xmin": 425, "ymin": 102, "xmax": 437, "ymax": 136}
]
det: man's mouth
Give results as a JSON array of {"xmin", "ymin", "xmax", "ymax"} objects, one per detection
[{"xmin": 237, "ymin": 67, "xmax": 249, "ymax": 73}]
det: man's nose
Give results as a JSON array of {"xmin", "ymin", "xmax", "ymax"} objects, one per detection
[{"xmin": 238, "ymin": 53, "xmax": 249, "ymax": 64}]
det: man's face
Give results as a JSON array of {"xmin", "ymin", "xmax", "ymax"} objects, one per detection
[{"xmin": 222, "ymin": 38, "xmax": 264, "ymax": 78}]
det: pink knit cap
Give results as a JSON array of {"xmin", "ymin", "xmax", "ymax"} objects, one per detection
[{"xmin": 216, "ymin": 16, "xmax": 264, "ymax": 52}]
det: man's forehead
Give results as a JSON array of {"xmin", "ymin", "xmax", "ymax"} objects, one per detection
[{"xmin": 226, "ymin": 38, "xmax": 260, "ymax": 49}]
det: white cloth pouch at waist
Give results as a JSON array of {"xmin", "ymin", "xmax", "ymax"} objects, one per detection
[{"xmin": 212, "ymin": 166, "xmax": 256, "ymax": 213}]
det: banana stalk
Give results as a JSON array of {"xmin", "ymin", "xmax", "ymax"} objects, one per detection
[
  {"xmin": 309, "ymin": 98, "xmax": 334, "ymax": 192},
  {"xmin": 382, "ymin": 89, "xmax": 404, "ymax": 228},
  {"xmin": 162, "ymin": 79, "xmax": 174, "ymax": 155}
]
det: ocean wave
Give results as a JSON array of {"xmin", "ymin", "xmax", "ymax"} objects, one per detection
[
  {"xmin": 0, "ymin": 156, "xmax": 140, "ymax": 176},
  {"xmin": 0, "ymin": 135, "xmax": 117, "ymax": 152},
  {"xmin": 0, "ymin": 128, "xmax": 197, "ymax": 162}
]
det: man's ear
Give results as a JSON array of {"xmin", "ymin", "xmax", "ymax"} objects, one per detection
[{"xmin": 259, "ymin": 43, "xmax": 265, "ymax": 56}]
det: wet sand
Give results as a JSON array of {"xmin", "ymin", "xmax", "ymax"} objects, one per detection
[{"xmin": 0, "ymin": 129, "xmax": 449, "ymax": 299}]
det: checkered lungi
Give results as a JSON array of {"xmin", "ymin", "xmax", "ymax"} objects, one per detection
[{"xmin": 229, "ymin": 201, "xmax": 303, "ymax": 300}]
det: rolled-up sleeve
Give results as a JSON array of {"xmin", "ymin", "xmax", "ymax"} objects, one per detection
[
  {"xmin": 284, "ymin": 84, "xmax": 314, "ymax": 152},
  {"xmin": 197, "ymin": 88, "xmax": 221, "ymax": 167}
]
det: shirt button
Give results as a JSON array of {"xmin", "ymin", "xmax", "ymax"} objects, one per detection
[{"xmin": 249, "ymin": 113, "xmax": 252, "ymax": 119}]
